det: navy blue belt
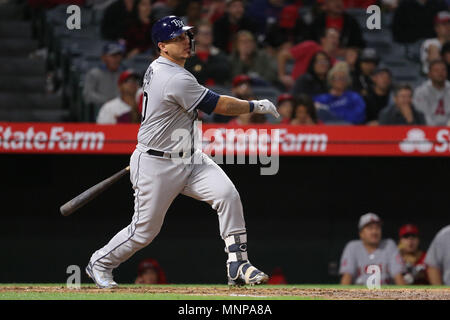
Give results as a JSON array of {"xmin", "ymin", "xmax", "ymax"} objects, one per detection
[{"xmin": 147, "ymin": 148, "xmax": 195, "ymax": 159}]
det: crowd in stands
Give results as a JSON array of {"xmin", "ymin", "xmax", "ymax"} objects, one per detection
[{"xmin": 29, "ymin": 0, "xmax": 450, "ymax": 125}]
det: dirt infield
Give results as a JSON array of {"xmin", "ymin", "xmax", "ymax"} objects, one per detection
[{"xmin": 1, "ymin": 285, "xmax": 450, "ymax": 300}]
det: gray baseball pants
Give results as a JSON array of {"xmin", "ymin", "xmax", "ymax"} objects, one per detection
[{"xmin": 89, "ymin": 149, "xmax": 246, "ymax": 271}]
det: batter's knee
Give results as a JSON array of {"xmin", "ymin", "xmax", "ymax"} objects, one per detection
[{"xmin": 216, "ymin": 184, "xmax": 241, "ymax": 206}]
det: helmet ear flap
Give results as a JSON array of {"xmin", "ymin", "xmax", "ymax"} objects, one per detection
[{"xmin": 187, "ymin": 30, "xmax": 195, "ymax": 55}]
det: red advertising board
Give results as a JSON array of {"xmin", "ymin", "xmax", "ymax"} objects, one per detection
[{"xmin": 1, "ymin": 122, "xmax": 450, "ymax": 156}]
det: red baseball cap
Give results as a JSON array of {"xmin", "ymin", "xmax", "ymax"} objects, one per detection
[
  {"xmin": 435, "ymin": 11, "xmax": 450, "ymax": 24},
  {"xmin": 277, "ymin": 93, "xmax": 294, "ymax": 105},
  {"xmin": 399, "ymin": 224, "xmax": 419, "ymax": 238},
  {"xmin": 232, "ymin": 74, "xmax": 251, "ymax": 87},
  {"xmin": 279, "ymin": 5, "xmax": 299, "ymax": 29},
  {"xmin": 118, "ymin": 69, "xmax": 140, "ymax": 85}
]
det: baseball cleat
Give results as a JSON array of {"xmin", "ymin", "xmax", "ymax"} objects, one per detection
[
  {"xmin": 85, "ymin": 263, "xmax": 118, "ymax": 289},
  {"xmin": 227, "ymin": 261, "xmax": 269, "ymax": 286}
]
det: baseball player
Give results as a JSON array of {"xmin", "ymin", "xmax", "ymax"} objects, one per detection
[
  {"xmin": 339, "ymin": 213, "xmax": 406, "ymax": 285},
  {"xmin": 85, "ymin": 15, "xmax": 279, "ymax": 288},
  {"xmin": 425, "ymin": 225, "xmax": 450, "ymax": 285}
]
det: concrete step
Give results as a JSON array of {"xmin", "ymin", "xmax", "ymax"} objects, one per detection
[
  {"xmin": 0, "ymin": 93, "xmax": 62, "ymax": 109},
  {"xmin": 0, "ymin": 109, "xmax": 71, "ymax": 122},
  {"xmin": 0, "ymin": 38, "xmax": 38, "ymax": 56},
  {"xmin": 0, "ymin": 21, "xmax": 32, "ymax": 38},
  {"xmin": 0, "ymin": 57, "xmax": 46, "ymax": 76},
  {"xmin": 0, "ymin": 2, "xmax": 24, "ymax": 20},
  {"xmin": 0, "ymin": 75, "xmax": 46, "ymax": 93}
]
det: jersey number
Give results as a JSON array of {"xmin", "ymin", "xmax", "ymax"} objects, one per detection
[{"xmin": 142, "ymin": 91, "xmax": 148, "ymax": 122}]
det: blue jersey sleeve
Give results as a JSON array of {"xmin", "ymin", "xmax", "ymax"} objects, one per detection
[{"xmin": 196, "ymin": 89, "xmax": 220, "ymax": 115}]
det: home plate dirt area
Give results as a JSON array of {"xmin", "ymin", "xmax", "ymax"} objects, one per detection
[{"xmin": 1, "ymin": 285, "xmax": 450, "ymax": 300}]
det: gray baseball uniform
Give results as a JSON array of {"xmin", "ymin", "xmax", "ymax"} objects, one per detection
[
  {"xmin": 88, "ymin": 56, "xmax": 246, "ymax": 272},
  {"xmin": 339, "ymin": 239, "xmax": 405, "ymax": 285},
  {"xmin": 425, "ymin": 225, "xmax": 450, "ymax": 285}
]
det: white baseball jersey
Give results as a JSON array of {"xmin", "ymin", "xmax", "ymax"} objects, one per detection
[
  {"xmin": 137, "ymin": 56, "xmax": 211, "ymax": 153},
  {"xmin": 413, "ymin": 80, "xmax": 450, "ymax": 126},
  {"xmin": 425, "ymin": 225, "xmax": 450, "ymax": 285},
  {"xmin": 339, "ymin": 239, "xmax": 405, "ymax": 285},
  {"xmin": 96, "ymin": 97, "xmax": 133, "ymax": 124}
]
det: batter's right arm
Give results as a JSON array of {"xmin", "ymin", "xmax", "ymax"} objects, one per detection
[{"xmin": 214, "ymin": 96, "xmax": 280, "ymax": 118}]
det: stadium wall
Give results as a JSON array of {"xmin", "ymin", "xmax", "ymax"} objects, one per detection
[{"xmin": 1, "ymin": 154, "xmax": 448, "ymax": 284}]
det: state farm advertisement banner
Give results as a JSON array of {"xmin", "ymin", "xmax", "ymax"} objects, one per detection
[{"xmin": 1, "ymin": 122, "xmax": 450, "ymax": 156}]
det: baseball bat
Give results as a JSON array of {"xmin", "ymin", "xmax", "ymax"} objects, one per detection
[{"xmin": 60, "ymin": 166, "xmax": 130, "ymax": 216}]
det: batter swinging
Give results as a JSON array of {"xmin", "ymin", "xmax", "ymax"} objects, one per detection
[{"xmin": 86, "ymin": 16, "xmax": 280, "ymax": 288}]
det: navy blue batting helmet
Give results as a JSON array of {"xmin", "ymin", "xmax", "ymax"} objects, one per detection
[{"xmin": 151, "ymin": 15, "xmax": 194, "ymax": 47}]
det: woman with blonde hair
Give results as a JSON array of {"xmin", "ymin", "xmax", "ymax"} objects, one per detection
[{"xmin": 314, "ymin": 61, "xmax": 366, "ymax": 124}]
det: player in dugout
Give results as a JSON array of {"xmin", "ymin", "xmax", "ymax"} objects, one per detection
[{"xmin": 339, "ymin": 213, "xmax": 406, "ymax": 285}]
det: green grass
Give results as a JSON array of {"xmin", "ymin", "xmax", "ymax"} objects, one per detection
[{"xmin": 0, "ymin": 284, "xmax": 447, "ymax": 300}]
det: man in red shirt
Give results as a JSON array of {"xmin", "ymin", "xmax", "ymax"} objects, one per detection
[
  {"xmin": 277, "ymin": 28, "xmax": 340, "ymax": 89},
  {"xmin": 398, "ymin": 224, "xmax": 428, "ymax": 285}
]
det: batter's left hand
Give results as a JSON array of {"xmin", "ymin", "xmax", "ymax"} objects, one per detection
[{"xmin": 252, "ymin": 99, "xmax": 280, "ymax": 118}]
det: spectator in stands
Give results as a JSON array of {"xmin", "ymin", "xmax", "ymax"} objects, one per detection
[
  {"xmin": 291, "ymin": 94, "xmax": 318, "ymax": 125},
  {"xmin": 364, "ymin": 67, "xmax": 393, "ymax": 125},
  {"xmin": 277, "ymin": 28, "xmax": 340, "ymax": 89},
  {"xmin": 441, "ymin": 41, "xmax": 450, "ymax": 80},
  {"xmin": 425, "ymin": 225, "xmax": 450, "ymax": 285},
  {"xmin": 228, "ymin": 112, "xmax": 267, "ymax": 125},
  {"xmin": 314, "ymin": 62, "xmax": 366, "ymax": 124},
  {"xmin": 345, "ymin": 47, "xmax": 360, "ymax": 77},
  {"xmin": 275, "ymin": 93, "xmax": 295, "ymax": 124},
  {"xmin": 101, "ymin": 0, "xmax": 135, "ymax": 40},
  {"xmin": 292, "ymin": 51, "xmax": 331, "ymax": 98},
  {"xmin": 83, "ymin": 42, "xmax": 125, "ymax": 108},
  {"xmin": 352, "ymin": 48, "xmax": 379, "ymax": 97},
  {"xmin": 185, "ymin": 21, "xmax": 231, "ymax": 87},
  {"xmin": 339, "ymin": 213, "xmax": 406, "ymax": 285},
  {"xmin": 421, "ymin": 11, "xmax": 450, "ymax": 75},
  {"xmin": 265, "ymin": 4, "xmax": 307, "ymax": 51},
  {"xmin": 397, "ymin": 224, "xmax": 428, "ymax": 285},
  {"xmin": 378, "ymin": 84, "xmax": 426, "ymax": 125},
  {"xmin": 203, "ymin": 0, "xmax": 227, "ymax": 23},
  {"xmin": 152, "ymin": 0, "xmax": 183, "ymax": 20},
  {"xmin": 181, "ymin": 0, "xmax": 203, "ymax": 26},
  {"xmin": 306, "ymin": 0, "xmax": 366, "ymax": 49},
  {"xmin": 342, "ymin": 0, "xmax": 377, "ymax": 8},
  {"xmin": 392, "ymin": 0, "xmax": 447, "ymax": 44},
  {"xmin": 246, "ymin": 0, "xmax": 286, "ymax": 35},
  {"xmin": 413, "ymin": 59, "xmax": 450, "ymax": 126},
  {"xmin": 123, "ymin": 0, "xmax": 155, "ymax": 59},
  {"xmin": 97, "ymin": 70, "xmax": 141, "ymax": 124},
  {"xmin": 213, "ymin": 0, "xmax": 257, "ymax": 54},
  {"xmin": 230, "ymin": 30, "xmax": 278, "ymax": 86},
  {"xmin": 268, "ymin": 267, "xmax": 288, "ymax": 285},
  {"xmin": 213, "ymin": 74, "xmax": 254, "ymax": 123},
  {"xmin": 135, "ymin": 258, "xmax": 167, "ymax": 284}
]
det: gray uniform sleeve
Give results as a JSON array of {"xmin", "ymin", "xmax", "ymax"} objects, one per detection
[
  {"xmin": 387, "ymin": 240, "xmax": 405, "ymax": 277},
  {"xmin": 164, "ymin": 72, "xmax": 208, "ymax": 112},
  {"xmin": 339, "ymin": 242, "xmax": 357, "ymax": 276},
  {"xmin": 425, "ymin": 234, "xmax": 442, "ymax": 269}
]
